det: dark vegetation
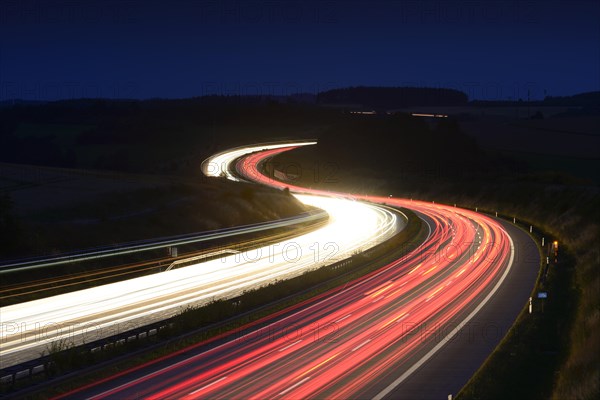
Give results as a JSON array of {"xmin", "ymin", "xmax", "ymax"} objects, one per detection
[
  {"xmin": 0, "ymin": 194, "xmax": 24, "ymax": 255},
  {"xmin": 314, "ymin": 114, "xmax": 483, "ymax": 180},
  {"xmin": 2, "ymin": 180, "xmax": 307, "ymax": 258},
  {"xmin": 471, "ymin": 90, "xmax": 600, "ymax": 109},
  {"xmin": 317, "ymin": 86, "xmax": 469, "ymax": 108}
]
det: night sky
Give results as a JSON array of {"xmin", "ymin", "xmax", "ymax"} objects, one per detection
[{"xmin": 1, "ymin": 0, "xmax": 598, "ymax": 101}]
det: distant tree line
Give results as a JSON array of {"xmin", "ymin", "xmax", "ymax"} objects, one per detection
[
  {"xmin": 470, "ymin": 90, "xmax": 600, "ymax": 109},
  {"xmin": 316, "ymin": 86, "xmax": 469, "ymax": 108}
]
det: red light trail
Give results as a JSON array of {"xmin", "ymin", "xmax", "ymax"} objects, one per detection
[{"xmin": 57, "ymin": 144, "xmax": 517, "ymax": 400}]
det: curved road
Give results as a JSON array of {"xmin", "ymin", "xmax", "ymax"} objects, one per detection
[
  {"xmin": 1, "ymin": 189, "xmax": 400, "ymax": 369},
  {"xmin": 54, "ymin": 143, "xmax": 539, "ymax": 399}
]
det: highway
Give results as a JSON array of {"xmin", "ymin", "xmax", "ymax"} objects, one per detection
[
  {"xmin": 0, "ymin": 210, "xmax": 329, "ymax": 304},
  {"xmin": 201, "ymin": 141, "xmax": 317, "ymax": 182},
  {"xmin": 53, "ymin": 143, "xmax": 539, "ymax": 399},
  {"xmin": 0, "ymin": 190, "xmax": 401, "ymax": 369},
  {"xmin": 0, "ymin": 209, "xmax": 327, "ymax": 274}
]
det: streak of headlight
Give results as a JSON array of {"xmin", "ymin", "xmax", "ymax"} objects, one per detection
[
  {"xmin": 0, "ymin": 167, "xmax": 401, "ymax": 368},
  {"xmin": 202, "ymin": 142, "xmax": 316, "ymax": 181},
  {"xmin": 47, "ymin": 143, "xmax": 518, "ymax": 400}
]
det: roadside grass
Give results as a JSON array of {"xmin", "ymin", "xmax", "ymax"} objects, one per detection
[
  {"xmin": 2, "ymin": 176, "xmax": 308, "ymax": 259},
  {"xmin": 458, "ymin": 219, "xmax": 578, "ymax": 400}
]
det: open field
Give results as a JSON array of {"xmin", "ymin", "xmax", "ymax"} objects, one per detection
[
  {"xmin": 399, "ymin": 106, "xmax": 600, "ymax": 183},
  {"xmin": 0, "ymin": 162, "xmax": 308, "ymax": 259}
]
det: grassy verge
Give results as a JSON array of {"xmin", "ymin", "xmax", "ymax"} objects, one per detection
[
  {"xmin": 3, "ymin": 208, "xmax": 424, "ymax": 398},
  {"xmin": 458, "ymin": 215, "xmax": 578, "ymax": 399}
]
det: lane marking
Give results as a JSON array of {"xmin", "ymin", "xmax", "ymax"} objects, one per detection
[
  {"xmin": 352, "ymin": 339, "xmax": 372, "ymax": 352},
  {"xmin": 408, "ymin": 263, "xmax": 422, "ymax": 275},
  {"xmin": 423, "ymin": 265, "xmax": 437, "ymax": 275},
  {"xmin": 396, "ymin": 313, "xmax": 409, "ymax": 323},
  {"xmin": 372, "ymin": 231, "xmax": 516, "ymax": 400},
  {"xmin": 335, "ymin": 314, "xmax": 352, "ymax": 323},
  {"xmin": 279, "ymin": 340, "xmax": 302, "ymax": 352},
  {"xmin": 279, "ymin": 376, "xmax": 311, "ymax": 396},
  {"xmin": 299, "ymin": 353, "xmax": 339, "ymax": 378},
  {"xmin": 189, "ymin": 376, "xmax": 227, "ymax": 395}
]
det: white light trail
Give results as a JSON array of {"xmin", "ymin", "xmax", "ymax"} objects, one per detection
[
  {"xmin": 202, "ymin": 141, "xmax": 316, "ymax": 181},
  {"xmin": 0, "ymin": 142, "xmax": 402, "ymax": 369}
]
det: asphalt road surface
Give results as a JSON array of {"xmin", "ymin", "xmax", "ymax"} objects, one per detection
[{"xmin": 53, "ymin": 141, "xmax": 538, "ymax": 399}]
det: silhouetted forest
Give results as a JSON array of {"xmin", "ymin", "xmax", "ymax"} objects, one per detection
[
  {"xmin": 471, "ymin": 90, "xmax": 600, "ymax": 109},
  {"xmin": 317, "ymin": 86, "xmax": 469, "ymax": 108},
  {"xmin": 316, "ymin": 113, "xmax": 483, "ymax": 179}
]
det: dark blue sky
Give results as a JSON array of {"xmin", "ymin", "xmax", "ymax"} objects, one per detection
[{"xmin": 1, "ymin": 0, "xmax": 598, "ymax": 101}]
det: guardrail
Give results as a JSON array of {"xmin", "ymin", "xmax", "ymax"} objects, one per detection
[
  {"xmin": 164, "ymin": 249, "xmax": 240, "ymax": 272},
  {"xmin": 0, "ymin": 209, "xmax": 327, "ymax": 274}
]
